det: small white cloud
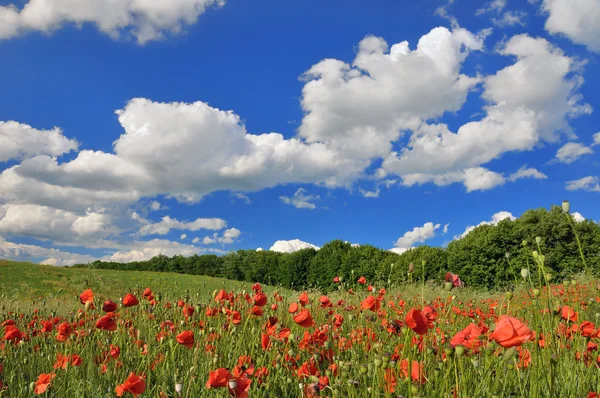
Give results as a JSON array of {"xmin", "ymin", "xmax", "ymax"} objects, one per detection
[
  {"xmin": 192, "ymin": 237, "xmax": 200, "ymax": 244},
  {"xmin": 269, "ymin": 239, "xmax": 319, "ymax": 253},
  {"xmin": 359, "ymin": 188, "xmax": 380, "ymax": 198},
  {"xmin": 0, "ymin": 121, "xmax": 78, "ymax": 162},
  {"xmin": 202, "ymin": 236, "xmax": 216, "ymax": 244},
  {"xmin": 231, "ymin": 192, "xmax": 251, "ymax": 204},
  {"xmin": 492, "ymin": 11, "xmax": 527, "ymax": 27},
  {"xmin": 572, "ymin": 212, "xmax": 585, "ymax": 222},
  {"xmin": 592, "ymin": 132, "xmax": 600, "ymax": 146},
  {"xmin": 218, "ymin": 228, "xmax": 241, "ymax": 244},
  {"xmin": 508, "ymin": 166, "xmax": 548, "ymax": 181},
  {"xmin": 138, "ymin": 215, "xmax": 226, "ymax": 236},
  {"xmin": 476, "ymin": 0, "xmax": 507, "ymax": 15},
  {"xmin": 394, "ymin": 222, "xmax": 441, "ymax": 249},
  {"xmin": 180, "ymin": 233, "xmax": 187, "ymax": 240},
  {"xmin": 280, "ymin": 188, "xmax": 319, "ymax": 209},
  {"xmin": 150, "ymin": 201, "xmax": 161, "ymax": 211},
  {"xmin": 389, "ymin": 247, "xmax": 412, "ymax": 255},
  {"xmin": 555, "ymin": 142, "xmax": 593, "ymax": 164},
  {"xmin": 256, "ymin": 247, "xmax": 264, "ymax": 251},
  {"xmin": 443, "ymin": 223, "xmax": 449, "ymax": 234},
  {"xmin": 566, "ymin": 176, "xmax": 600, "ymax": 192},
  {"xmin": 458, "ymin": 211, "xmax": 516, "ymax": 239}
]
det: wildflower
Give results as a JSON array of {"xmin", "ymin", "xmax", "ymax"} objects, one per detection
[
  {"xmin": 34, "ymin": 373, "xmax": 56, "ymax": 395},
  {"xmin": 176, "ymin": 331, "xmax": 194, "ymax": 349},
  {"xmin": 96, "ymin": 315, "xmax": 117, "ymax": 332},
  {"xmin": 357, "ymin": 276, "xmax": 367, "ymax": 285},
  {"xmin": 293, "ymin": 309, "xmax": 315, "ymax": 328},
  {"xmin": 491, "ymin": 315, "xmax": 533, "ymax": 348},
  {"xmin": 102, "ymin": 300, "xmax": 117, "ymax": 313},
  {"xmin": 122, "ymin": 294, "xmax": 139, "ymax": 307},
  {"xmin": 405, "ymin": 308, "xmax": 428, "ymax": 335},
  {"xmin": 79, "ymin": 289, "xmax": 94, "ymax": 305},
  {"xmin": 116, "ymin": 373, "xmax": 146, "ymax": 397}
]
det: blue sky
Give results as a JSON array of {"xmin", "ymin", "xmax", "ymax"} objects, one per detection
[{"xmin": 0, "ymin": 0, "xmax": 599, "ymax": 264}]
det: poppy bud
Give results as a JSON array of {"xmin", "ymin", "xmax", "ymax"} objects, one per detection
[
  {"xmin": 521, "ymin": 268, "xmax": 530, "ymax": 279},
  {"xmin": 544, "ymin": 273, "xmax": 552, "ymax": 282},
  {"xmin": 532, "ymin": 251, "xmax": 539, "ymax": 260},
  {"xmin": 30, "ymin": 382, "xmax": 36, "ymax": 391},
  {"xmin": 535, "ymin": 236, "xmax": 542, "ymax": 245},
  {"xmin": 360, "ymin": 366, "xmax": 368, "ymax": 374},
  {"xmin": 374, "ymin": 357, "xmax": 382, "ymax": 367},
  {"xmin": 455, "ymin": 345, "xmax": 466, "ymax": 356},
  {"xmin": 444, "ymin": 347, "xmax": 454, "ymax": 357},
  {"xmin": 505, "ymin": 292, "xmax": 513, "ymax": 300},
  {"xmin": 471, "ymin": 359, "xmax": 479, "ymax": 368},
  {"xmin": 175, "ymin": 383, "xmax": 183, "ymax": 393},
  {"xmin": 444, "ymin": 282, "xmax": 454, "ymax": 292},
  {"xmin": 228, "ymin": 379, "xmax": 237, "ymax": 390},
  {"xmin": 563, "ymin": 280, "xmax": 570, "ymax": 287},
  {"xmin": 571, "ymin": 280, "xmax": 577, "ymax": 286},
  {"xmin": 532, "ymin": 288, "xmax": 541, "ymax": 298},
  {"xmin": 502, "ymin": 346, "xmax": 517, "ymax": 361},
  {"xmin": 562, "ymin": 200, "xmax": 570, "ymax": 214}
]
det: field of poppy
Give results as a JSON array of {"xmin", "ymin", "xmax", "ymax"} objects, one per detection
[{"xmin": 2, "ymin": 255, "xmax": 600, "ymax": 397}]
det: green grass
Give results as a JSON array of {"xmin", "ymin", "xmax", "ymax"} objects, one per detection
[{"xmin": 0, "ymin": 259, "xmax": 289, "ymax": 303}]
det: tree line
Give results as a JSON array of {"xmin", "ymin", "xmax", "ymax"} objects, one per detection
[{"xmin": 75, "ymin": 205, "xmax": 600, "ymax": 290}]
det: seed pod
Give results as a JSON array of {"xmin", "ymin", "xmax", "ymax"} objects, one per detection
[{"xmin": 562, "ymin": 200, "xmax": 570, "ymax": 214}]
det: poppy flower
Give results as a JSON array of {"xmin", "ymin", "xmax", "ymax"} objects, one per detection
[
  {"xmin": 116, "ymin": 372, "xmax": 146, "ymax": 397},
  {"xmin": 450, "ymin": 323, "xmax": 482, "ymax": 350},
  {"xmin": 299, "ymin": 292, "xmax": 309, "ymax": 307},
  {"xmin": 176, "ymin": 331, "xmax": 194, "ymax": 348},
  {"xmin": 96, "ymin": 315, "xmax": 117, "ymax": 332},
  {"xmin": 3, "ymin": 325, "xmax": 22, "ymax": 343},
  {"xmin": 142, "ymin": 288, "xmax": 153, "ymax": 299},
  {"xmin": 357, "ymin": 276, "xmax": 367, "ymax": 285},
  {"xmin": 333, "ymin": 276, "xmax": 340, "ymax": 283},
  {"xmin": 252, "ymin": 283, "xmax": 262, "ymax": 293},
  {"xmin": 400, "ymin": 360, "xmax": 425, "ymax": 384},
  {"xmin": 206, "ymin": 368, "xmax": 232, "ymax": 388},
  {"xmin": 319, "ymin": 296, "xmax": 332, "ymax": 308},
  {"xmin": 102, "ymin": 300, "xmax": 117, "ymax": 313},
  {"xmin": 251, "ymin": 306, "xmax": 264, "ymax": 316},
  {"xmin": 445, "ymin": 272, "xmax": 464, "ymax": 287},
  {"xmin": 360, "ymin": 296, "xmax": 381, "ymax": 312},
  {"xmin": 253, "ymin": 292, "xmax": 268, "ymax": 307},
  {"xmin": 79, "ymin": 289, "xmax": 94, "ymax": 305},
  {"xmin": 53, "ymin": 353, "xmax": 82, "ymax": 369},
  {"xmin": 288, "ymin": 302, "xmax": 299, "ymax": 314},
  {"xmin": 581, "ymin": 321, "xmax": 599, "ymax": 338},
  {"xmin": 56, "ymin": 322, "xmax": 73, "ymax": 342},
  {"xmin": 405, "ymin": 308, "xmax": 428, "ymax": 335},
  {"xmin": 293, "ymin": 309, "xmax": 315, "ymax": 328},
  {"xmin": 215, "ymin": 289, "xmax": 228, "ymax": 302},
  {"xmin": 229, "ymin": 376, "xmax": 251, "ymax": 398},
  {"xmin": 34, "ymin": 373, "xmax": 56, "ymax": 394},
  {"xmin": 491, "ymin": 315, "xmax": 533, "ymax": 348},
  {"xmin": 561, "ymin": 306, "xmax": 578, "ymax": 322},
  {"xmin": 122, "ymin": 294, "xmax": 139, "ymax": 307}
]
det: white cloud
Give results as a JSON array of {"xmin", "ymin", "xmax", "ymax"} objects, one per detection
[
  {"xmin": 508, "ymin": 166, "xmax": 548, "ymax": 181},
  {"xmin": 280, "ymin": 188, "xmax": 319, "ymax": 209},
  {"xmin": 0, "ymin": 0, "xmax": 226, "ymax": 44},
  {"xmin": 492, "ymin": 11, "xmax": 527, "ymax": 27},
  {"xmin": 138, "ymin": 215, "xmax": 226, "ymax": 236},
  {"xmin": 102, "ymin": 239, "xmax": 225, "ymax": 263},
  {"xmin": 389, "ymin": 247, "xmax": 411, "ymax": 255},
  {"xmin": 458, "ymin": 211, "xmax": 516, "ymax": 239},
  {"xmin": 192, "ymin": 237, "xmax": 200, "ymax": 244},
  {"xmin": 383, "ymin": 34, "xmax": 590, "ymax": 190},
  {"xmin": 566, "ymin": 176, "xmax": 600, "ymax": 192},
  {"xmin": 555, "ymin": 142, "xmax": 594, "ymax": 163},
  {"xmin": 0, "ymin": 236, "xmax": 93, "ymax": 266},
  {"xmin": 150, "ymin": 201, "xmax": 162, "ymax": 211},
  {"xmin": 256, "ymin": 247, "xmax": 264, "ymax": 251},
  {"xmin": 476, "ymin": 0, "xmax": 507, "ymax": 15},
  {"xmin": 180, "ymin": 233, "xmax": 187, "ymax": 240},
  {"xmin": 0, "ymin": 121, "xmax": 78, "ymax": 162},
  {"xmin": 443, "ymin": 223, "xmax": 449, "ymax": 234},
  {"xmin": 542, "ymin": 0, "xmax": 600, "ymax": 52},
  {"xmin": 231, "ymin": 192, "xmax": 251, "ymax": 204},
  {"xmin": 572, "ymin": 212, "xmax": 585, "ymax": 222},
  {"xmin": 202, "ymin": 236, "xmax": 216, "ymax": 244},
  {"xmin": 592, "ymin": 132, "xmax": 600, "ymax": 146},
  {"xmin": 269, "ymin": 239, "xmax": 319, "ymax": 253},
  {"xmin": 359, "ymin": 188, "xmax": 380, "ymax": 198},
  {"xmin": 394, "ymin": 222, "xmax": 441, "ymax": 249},
  {"xmin": 298, "ymin": 27, "xmax": 485, "ymax": 161},
  {"xmin": 218, "ymin": 228, "xmax": 241, "ymax": 244}
]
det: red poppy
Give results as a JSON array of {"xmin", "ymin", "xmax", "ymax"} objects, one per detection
[
  {"xmin": 229, "ymin": 376, "xmax": 251, "ymax": 398},
  {"xmin": 96, "ymin": 315, "xmax": 117, "ymax": 332},
  {"xmin": 405, "ymin": 308, "xmax": 428, "ymax": 335},
  {"xmin": 491, "ymin": 315, "xmax": 533, "ymax": 348},
  {"xmin": 288, "ymin": 302, "xmax": 299, "ymax": 314},
  {"xmin": 357, "ymin": 276, "xmax": 367, "ymax": 284},
  {"xmin": 293, "ymin": 309, "xmax": 315, "ymax": 328},
  {"xmin": 445, "ymin": 272, "xmax": 464, "ymax": 287},
  {"xmin": 333, "ymin": 276, "xmax": 340, "ymax": 283},
  {"xmin": 319, "ymin": 296, "xmax": 332, "ymax": 308},
  {"xmin": 450, "ymin": 323, "xmax": 482, "ymax": 350},
  {"xmin": 252, "ymin": 283, "xmax": 262, "ymax": 292},
  {"xmin": 142, "ymin": 288, "xmax": 153, "ymax": 298},
  {"xmin": 206, "ymin": 368, "xmax": 232, "ymax": 388},
  {"xmin": 299, "ymin": 292, "xmax": 309, "ymax": 307},
  {"xmin": 53, "ymin": 353, "xmax": 83, "ymax": 369},
  {"xmin": 34, "ymin": 373, "xmax": 56, "ymax": 394},
  {"xmin": 561, "ymin": 306, "xmax": 578, "ymax": 322},
  {"xmin": 215, "ymin": 289, "xmax": 228, "ymax": 302},
  {"xmin": 253, "ymin": 292, "xmax": 268, "ymax": 307},
  {"xmin": 116, "ymin": 372, "xmax": 146, "ymax": 397},
  {"xmin": 176, "ymin": 331, "xmax": 194, "ymax": 348},
  {"xmin": 360, "ymin": 296, "xmax": 381, "ymax": 312},
  {"xmin": 122, "ymin": 294, "xmax": 139, "ymax": 307},
  {"xmin": 79, "ymin": 289, "xmax": 94, "ymax": 305},
  {"xmin": 3, "ymin": 325, "xmax": 22, "ymax": 343},
  {"xmin": 102, "ymin": 300, "xmax": 117, "ymax": 313}
]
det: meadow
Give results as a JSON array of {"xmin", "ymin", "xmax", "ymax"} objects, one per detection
[{"xmin": 2, "ymin": 255, "xmax": 600, "ymax": 397}]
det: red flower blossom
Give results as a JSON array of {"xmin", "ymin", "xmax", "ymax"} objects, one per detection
[
  {"xmin": 294, "ymin": 309, "xmax": 315, "ymax": 328},
  {"xmin": 405, "ymin": 308, "xmax": 428, "ymax": 335},
  {"xmin": 206, "ymin": 368, "xmax": 232, "ymax": 388},
  {"xmin": 561, "ymin": 306, "xmax": 579, "ymax": 322},
  {"xmin": 96, "ymin": 315, "xmax": 117, "ymax": 332},
  {"xmin": 122, "ymin": 294, "xmax": 139, "ymax": 307},
  {"xmin": 116, "ymin": 372, "xmax": 146, "ymax": 397},
  {"xmin": 253, "ymin": 292, "xmax": 268, "ymax": 307},
  {"xmin": 102, "ymin": 300, "xmax": 117, "ymax": 313},
  {"xmin": 34, "ymin": 373, "xmax": 56, "ymax": 395},
  {"xmin": 176, "ymin": 331, "xmax": 194, "ymax": 348},
  {"xmin": 360, "ymin": 296, "xmax": 381, "ymax": 312},
  {"xmin": 79, "ymin": 289, "xmax": 94, "ymax": 305},
  {"xmin": 357, "ymin": 276, "xmax": 367, "ymax": 285},
  {"xmin": 491, "ymin": 315, "xmax": 533, "ymax": 348}
]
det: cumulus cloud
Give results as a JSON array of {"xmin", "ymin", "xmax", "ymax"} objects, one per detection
[
  {"xmin": 394, "ymin": 222, "xmax": 441, "ymax": 249},
  {"xmin": 508, "ymin": 166, "xmax": 548, "ymax": 181},
  {"xmin": 566, "ymin": 176, "xmax": 600, "ymax": 192},
  {"xmin": 383, "ymin": 34, "xmax": 590, "ymax": 190},
  {"xmin": 280, "ymin": 188, "xmax": 319, "ymax": 209},
  {"xmin": 0, "ymin": 121, "xmax": 78, "ymax": 162},
  {"xmin": 269, "ymin": 239, "xmax": 319, "ymax": 253},
  {"xmin": 592, "ymin": 132, "xmax": 600, "ymax": 146},
  {"xmin": 0, "ymin": 236, "xmax": 93, "ymax": 266},
  {"xmin": 299, "ymin": 27, "xmax": 485, "ymax": 161},
  {"xmin": 102, "ymin": 239, "xmax": 225, "ymax": 263},
  {"xmin": 458, "ymin": 211, "xmax": 516, "ymax": 239},
  {"xmin": 572, "ymin": 212, "xmax": 585, "ymax": 222},
  {"xmin": 180, "ymin": 233, "xmax": 187, "ymax": 240},
  {"xmin": 150, "ymin": 201, "xmax": 162, "ymax": 211},
  {"xmin": 0, "ymin": 0, "xmax": 226, "ymax": 44},
  {"xmin": 542, "ymin": 0, "xmax": 600, "ymax": 52},
  {"xmin": 138, "ymin": 215, "xmax": 226, "ymax": 236},
  {"xmin": 555, "ymin": 142, "xmax": 594, "ymax": 163},
  {"xmin": 200, "ymin": 228, "xmax": 241, "ymax": 245},
  {"xmin": 359, "ymin": 188, "xmax": 380, "ymax": 198}
]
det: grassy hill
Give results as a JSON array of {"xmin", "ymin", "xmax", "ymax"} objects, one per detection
[{"xmin": 0, "ymin": 259, "xmax": 289, "ymax": 303}]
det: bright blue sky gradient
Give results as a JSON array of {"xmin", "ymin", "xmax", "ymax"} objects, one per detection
[{"xmin": 0, "ymin": 0, "xmax": 598, "ymax": 264}]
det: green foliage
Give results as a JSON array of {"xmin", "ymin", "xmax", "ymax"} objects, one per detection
[{"xmin": 74, "ymin": 205, "xmax": 600, "ymax": 290}]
